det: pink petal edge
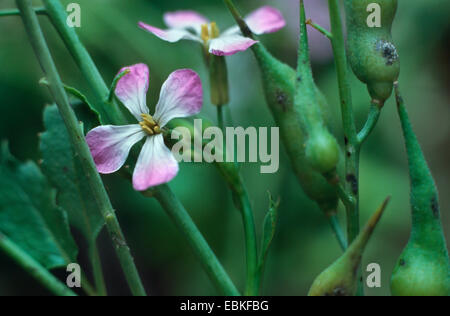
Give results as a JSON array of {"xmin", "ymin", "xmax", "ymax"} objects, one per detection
[
  {"xmin": 245, "ymin": 6, "xmax": 286, "ymax": 35},
  {"xmin": 154, "ymin": 69, "xmax": 203, "ymax": 127},
  {"xmin": 209, "ymin": 35, "xmax": 258, "ymax": 56},
  {"xmin": 138, "ymin": 22, "xmax": 201, "ymax": 43},
  {"xmin": 163, "ymin": 10, "xmax": 209, "ymax": 31},
  {"xmin": 115, "ymin": 63, "xmax": 150, "ymax": 121},
  {"xmin": 132, "ymin": 135, "xmax": 179, "ymax": 190},
  {"xmin": 86, "ymin": 125, "xmax": 145, "ymax": 174}
]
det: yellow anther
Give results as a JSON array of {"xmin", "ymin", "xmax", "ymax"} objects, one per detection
[
  {"xmin": 201, "ymin": 24, "xmax": 210, "ymax": 44},
  {"xmin": 141, "ymin": 113, "xmax": 157, "ymax": 127},
  {"xmin": 139, "ymin": 114, "xmax": 161, "ymax": 136},
  {"xmin": 201, "ymin": 22, "xmax": 220, "ymax": 45},
  {"xmin": 210, "ymin": 22, "xmax": 220, "ymax": 39},
  {"xmin": 153, "ymin": 126, "xmax": 161, "ymax": 134}
]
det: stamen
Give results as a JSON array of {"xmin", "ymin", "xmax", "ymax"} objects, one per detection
[
  {"xmin": 201, "ymin": 22, "xmax": 220, "ymax": 45},
  {"xmin": 201, "ymin": 24, "xmax": 210, "ymax": 44},
  {"xmin": 210, "ymin": 22, "xmax": 220, "ymax": 39},
  {"xmin": 139, "ymin": 114, "xmax": 161, "ymax": 135}
]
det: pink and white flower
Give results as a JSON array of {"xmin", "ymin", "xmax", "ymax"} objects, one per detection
[
  {"xmin": 86, "ymin": 64, "xmax": 203, "ymax": 191},
  {"xmin": 138, "ymin": 6, "xmax": 286, "ymax": 56}
]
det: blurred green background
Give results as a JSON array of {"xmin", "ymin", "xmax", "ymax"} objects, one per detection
[{"xmin": 0, "ymin": 0, "xmax": 449, "ymax": 296}]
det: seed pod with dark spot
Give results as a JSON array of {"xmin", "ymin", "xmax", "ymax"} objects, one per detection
[{"xmin": 345, "ymin": 0, "xmax": 400, "ymax": 104}]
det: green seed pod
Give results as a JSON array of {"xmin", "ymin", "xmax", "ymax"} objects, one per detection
[
  {"xmin": 345, "ymin": 0, "xmax": 400, "ymax": 104},
  {"xmin": 390, "ymin": 85, "xmax": 450, "ymax": 296},
  {"xmin": 251, "ymin": 44, "xmax": 338, "ymax": 214},
  {"xmin": 223, "ymin": 0, "xmax": 338, "ymax": 215},
  {"xmin": 308, "ymin": 198, "xmax": 390, "ymax": 296},
  {"xmin": 297, "ymin": 0, "xmax": 340, "ymax": 174}
]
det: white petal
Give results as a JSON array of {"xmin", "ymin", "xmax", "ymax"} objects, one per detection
[
  {"xmin": 86, "ymin": 125, "xmax": 145, "ymax": 174},
  {"xmin": 115, "ymin": 64, "xmax": 150, "ymax": 121},
  {"xmin": 139, "ymin": 22, "xmax": 202, "ymax": 43},
  {"xmin": 132, "ymin": 134, "xmax": 179, "ymax": 190},
  {"xmin": 153, "ymin": 69, "xmax": 203, "ymax": 127},
  {"xmin": 209, "ymin": 34, "xmax": 258, "ymax": 56}
]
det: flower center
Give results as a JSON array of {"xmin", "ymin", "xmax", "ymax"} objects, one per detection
[
  {"xmin": 201, "ymin": 22, "xmax": 220, "ymax": 45},
  {"xmin": 139, "ymin": 114, "xmax": 161, "ymax": 135}
]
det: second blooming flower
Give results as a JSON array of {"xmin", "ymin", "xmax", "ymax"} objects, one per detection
[{"xmin": 138, "ymin": 6, "xmax": 286, "ymax": 56}]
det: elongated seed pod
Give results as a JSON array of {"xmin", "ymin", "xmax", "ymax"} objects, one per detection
[
  {"xmin": 308, "ymin": 197, "xmax": 390, "ymax": 296},
  {"xmin": 345, "ymin": 0, "xmax": 400, "ymax": 104},
  {"xmin": 223, "ymin": 0, "xmax": 339, "ymax": 214},
  {"xmin": 297, "ymin": 0, "xmax": 340, "ymax": 174},
  {"xmin": 390, "ymin": 84, "xmax": 450, "ymax": 296}
]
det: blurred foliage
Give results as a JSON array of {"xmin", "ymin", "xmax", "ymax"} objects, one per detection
[{"xmin": 0, "ymin": 0, "xmax": 449, "ymax": 296}]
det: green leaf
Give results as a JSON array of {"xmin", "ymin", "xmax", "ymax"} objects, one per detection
[
  {"xmin": 40, "ymin": 103, "xmax": 104, "ymax": 243},
  {"xmin": 0, "ymin": 142, "xmax": 78, "ymax": 269},
  {"xmin": 258, "ymin": 192, "xmax": 279, "ymax": 274}
]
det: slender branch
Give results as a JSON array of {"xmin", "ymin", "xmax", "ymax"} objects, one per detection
[
  {"xmin": 0, "ymin": 7, "xmax": 46, "ymax": 17},
  {"xmin": 327, "ymin": 0, "xmax": 359, "ymax": 245},
  {"xmin": 357, "ymin": 101, "xmax": 382, "ymax": 146},
  {"xmin": 328, "ymin": 215, "xmax": 347, "ymax": 250},
  {"xmin": 89, "ymin": 242, "xmax": 107, "ymax": 296},
  {"xmin": 327, "ymin": 0, "xmax": 363, "ymax": 295},
  {"xmin": 16, "ymin": 0, "xmax": 146, "ymax": 296},
  {"xmin": 42, "ymin": 0, "xmax": 125, "ymax": 125},
  {"xmin": 153, "ymin": 185, "xmax": 240, "ymax": 296},
  {"xmin": 235, "ymin": 184, "xmax": 259, "ymax": 296},
  {"xmin": 217, "ymin": 105, "xmax": 225, "ymax": 130},
  {"xmin": 0, "ymin": 232, "xmax": 77, "ymax": 296},
  {"xmin": 306, "ymin": 19, "xmax": 332, "ymax": 39}
]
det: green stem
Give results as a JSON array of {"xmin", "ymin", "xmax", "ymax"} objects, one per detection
[
  {"xmin": 153, "ymin": 185, "xmax": 240, "ymax": 296},
  {"xmin": 0, "ymin": 233, "xmax": 77, "ymax": 296},
  {"xmin": 89, "ymin": 242, "xmax": 107, "ymax": 296},
  {"xmin": 236, "ymin": 185, "xmax": 259, "ymax": 296},
  {"xmin": 217, "ymin": 105, "xmax": 225, "ymax": 130},
  {"xmin": 327, "ymin": 0, "xmax": 363, "ymax": 295},
  {"xmin": 16, "ymin": 0, "xmax": 146, "ymax": 296},
  {"xmin": 357, "ymin": 101, "xmax": 382, "ymax": 146},
  {"xmin": 306, "ymin": 19, "xmax": 333, "ymax": 39},
  {"xmin": 327, "ymin": 0, "xmax": 359, "ymax": 246},
  {"xmin": 328, "ymin": 214, "xmax": 347, "ymax": 251},
  {"xmin": 42, "ymin": 0, "xmax": 125, "ymax": 125},
  {"xmin": 0, "ymin": 7, "xmax": 46, "ymax": 16}
]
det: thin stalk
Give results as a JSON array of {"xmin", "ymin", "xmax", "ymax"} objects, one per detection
[
  {"xmin": 327, "ymin": 0, "xmax": 363, "ymax": 295},
  {"xmin": 42, "ymin": 0, "xmax": 125, "ymax": 125},
  {"xmin": 154, "ymin": 185, "xmax": 240, "ymax": 296},
  {"xmin": 0, "ymin": 7, "xmax": 46, "ymax": 16},
  {"xmin": 217, "ymin": 105, "xmax": 225, "ymax": 130},
  {"xmin": 89, "ymin": 242, "xmax": 107, "ymax": 296},
  {"xmin": 306, "ymin": 19, "xmax": 333, "ymax": 39},
  {"xmin": 16, "ymin": 0, "xmax": 146, "ymax": 296},
  {"xmin": 357, "ymin": 101, "xmax": 382, "ymax": 146},
  {"xmin": 0, "ymin": 233, "xmax": 77, "ymax": 296},
  {"xmin": 328, "ymin": 214, "xmax": 347, "ymax": 250},
  {"xmin": 236, "ymin": 185, "xmax": 259, "ymax": 296},
  {"xmin": 327, "ymin": 0, "xmax": 359, "ymax": 245}
]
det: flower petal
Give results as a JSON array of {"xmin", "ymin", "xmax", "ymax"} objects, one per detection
[
  {"xmin": 153, "ymin": 69, "xmax": 203, "ymax": 127},
  {"xmin": 209, "ymin": 34, "xmax": 258, "ymax": 56},
  {"xmin": 138, "ymin": 22, "xmax": 202, "ymax": 43},
  {"xmin": 115, "ymin": 63, "xmax": 150, "ymax": 121},
  {"xmin": 245, "ymin": 6, "xmax": 286, "ymax": 35},
  {"xmin": 132, "ymin": 134, "xmax": 179, "ymax": 190},
  {"xmin": 86, "ymin": 125, "xmax": 145, "ymax": 174},
  {"xmin": 163, "ymin": 10, "xmax": 209, "ymax": 34}
]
